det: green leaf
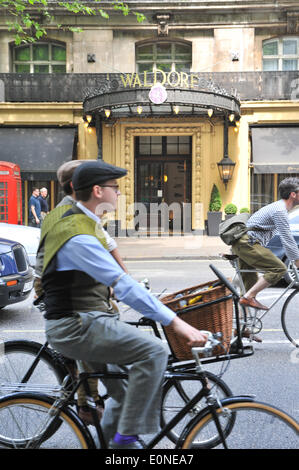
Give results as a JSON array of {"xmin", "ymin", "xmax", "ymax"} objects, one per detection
[
  {"xmin": 98, "ymin": 9, "xmax": 109, "ymax": 19},
  {"xmin": 134, "ymin": 12, "xmax": 146, "ymax": 23},
  {"xmin": 35, "ymin": 29, "xmax": 45, "ymax": 39},
  {"xmin": 69, "ymin": 27, "xmax": 83, "ymax": 33},
  {"xmin": 15, "ymin": 35, "xmax": 22, "ymax": 46}
]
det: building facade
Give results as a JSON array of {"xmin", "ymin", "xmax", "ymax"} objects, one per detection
[{"xmin": 1, "ymin": 0, "xmax": 299, "ymax": 231}]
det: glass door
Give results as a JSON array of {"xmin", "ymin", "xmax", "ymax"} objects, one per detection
[{"xmin": 135, "ymin": 136, "xmax": 192, "ymax": 231}]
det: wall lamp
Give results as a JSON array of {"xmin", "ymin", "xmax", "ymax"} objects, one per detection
[
  {"xmin": 217, "ymin": 118, "xmax": 235, "ymax": 189},
  {"xmin": 83, "ymin": 114, "xmax": 92, "ymax": 128}
]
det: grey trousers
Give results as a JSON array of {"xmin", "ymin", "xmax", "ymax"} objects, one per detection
[{"xmin": 45, "ymin": 311, "xmax": 168, "ymax": 440}]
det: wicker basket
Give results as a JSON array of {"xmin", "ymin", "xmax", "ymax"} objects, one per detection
[{"xmin": 161, "ymin": 280, "xmax": 233, "ymax": 360}]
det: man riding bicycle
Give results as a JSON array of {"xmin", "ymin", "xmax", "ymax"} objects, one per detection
[
  {"xmin": 41, "ymin": 160, "xmax": 207, "ymax": 449},
  {"xmin": 232, "ymin": 177, "xmax": 299, "ymax": 311}
]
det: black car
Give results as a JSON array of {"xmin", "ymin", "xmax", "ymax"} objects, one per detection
[{"xmin": 0, "ymin": 238, "xmax": 33, "ymax": 309}]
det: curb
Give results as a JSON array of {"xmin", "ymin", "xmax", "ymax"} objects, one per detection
[{"xmin": 122, "ymin": 255, "xmax": 223, "ymax": 261}]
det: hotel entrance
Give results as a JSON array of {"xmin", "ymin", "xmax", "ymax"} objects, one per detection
[{"xmin": 135, "ymin": 135, "xmax": 192, "ymax": 231}]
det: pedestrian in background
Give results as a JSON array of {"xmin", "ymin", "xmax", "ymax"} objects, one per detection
[
  {"xmin": 39, "ymin": 187, "xmax": 49, "ymax": 220},
  {"xmin": 28, "ymin": 187, "xmax": 41, "ymax": 228}
]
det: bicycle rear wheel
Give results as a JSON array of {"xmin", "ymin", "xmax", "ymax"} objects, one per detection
[
  {"xmin": 0, "ymin": 340, "xmax": 67, "ymax": 396},
  {"xmin": 281, "ymin": 289, "xmax": 299, "ymax": 348},
  {"xmin": 0, "ymin": 393, "xmax": 95, "ymax": 449},
  {"xmin": 161, "ymin": 371, "xmax": 234, "ymax": 447},
  {"xmin": 179, "ymin": 398, "xmax": 299, "ymax": 449}
]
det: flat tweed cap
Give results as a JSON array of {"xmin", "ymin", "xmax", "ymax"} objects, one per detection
[
  {"xmin": 72, "ymin": 160, "xmax": 127, "ymax": 191},
  {"xmin": 57, "ymin": 159, "xmax": 98, "ymax": 186}
]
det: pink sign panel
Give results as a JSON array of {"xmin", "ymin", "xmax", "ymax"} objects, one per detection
[{"xmin": 148, "ymin": 83, "xmax": 168, "ymax": 104}]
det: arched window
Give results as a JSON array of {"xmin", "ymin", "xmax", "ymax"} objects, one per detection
[
  {"xmin": 262, "ymin": 37, "xmax": 299, "ymax": 71},
  {"xmin": 136, "ymin": 41, "xmax": 192, "ymax": 74},
  {"xmin": 12, "ymin": 41, "xmax": 66, "ymax": 73}
]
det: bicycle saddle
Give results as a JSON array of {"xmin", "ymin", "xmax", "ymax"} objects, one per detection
[{"xmin": 221, "ymin": 254, "xmax": 239, "ymax": 260}]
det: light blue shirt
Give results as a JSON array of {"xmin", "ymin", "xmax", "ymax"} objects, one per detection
[{"xmin": 56, "ymin": 217, "xmax": 176, "ymax": 326}]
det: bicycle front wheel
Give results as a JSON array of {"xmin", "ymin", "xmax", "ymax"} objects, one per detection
[
  {"xmin": 281, "ymin": 289, "xmax": 299, "ymax": 348},
  {"xmin": 0, "ymin": 340, "xmax": 67, "ymax": 396},
  {"xmin": 0, "ymin": 393, "xmax": 95, "ymax": 449},
  {"xmin": 179, "ymin": 399, "xmax": 299, "ymax": 449},
  {"xmin": 161, "ymin": 371, "xmax": 234, "ymax": 447}
]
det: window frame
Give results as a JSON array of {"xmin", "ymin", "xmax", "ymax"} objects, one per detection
[
  {"xmin": 262, "ymin": 36, "xmax": 299, "ymax": 71},
  {"xmin": 12, "ymin": 41, "xmax": 66, "ymax": 73},
  {"xmin": 136, "ymin": 40, "xmax": 192, "ymax": 73}
]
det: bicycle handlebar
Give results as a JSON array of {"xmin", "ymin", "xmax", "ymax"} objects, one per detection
[
  {"xmin": 289, "ymin": 261, "xmax": 299, "ymax": 283},
  {"xmin": 192, "ymin": 331, "xmax": 223, "ymax": 361}
]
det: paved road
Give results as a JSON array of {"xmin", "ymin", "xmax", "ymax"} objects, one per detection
[{"xmin": 0, "ymin": 259, "xmax": 298, "ymax": 449}]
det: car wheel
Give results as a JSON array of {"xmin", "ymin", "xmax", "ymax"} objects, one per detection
[{"xmin": 283, "ymin": 258, "xmax": 299, "ymax": 286}]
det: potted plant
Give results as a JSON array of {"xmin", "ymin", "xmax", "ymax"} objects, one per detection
[
  {"xmin": 224, "ymin": 203, "xmax": 237, "ymax": 220},
  {"xmin": 207, "ymin": 184, "xmax": 222, "ymax": 236},
  {"xmin": 240, "ymin": 207, "xmax": 250, "ymax": 214}
]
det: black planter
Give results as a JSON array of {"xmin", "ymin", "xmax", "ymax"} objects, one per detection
[
  {"xmin": 225, "ymin": 214, "xmax": 236, "ymax": 220},
  {"xmin": 207, "ymin": 211, "xmax": 222, "ymax": 236}
]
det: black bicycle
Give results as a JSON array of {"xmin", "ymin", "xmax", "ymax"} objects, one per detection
[
  {"xmin": 0, "ymin": 264, "xmax": 255, "ymax": 446},
  {"xmin": 0, "ymin": 325, "xmax": 233, "ymax": 447},
  {"xmin": 0, "ymin": 331, "xmax": 297, "ymax": 449}
]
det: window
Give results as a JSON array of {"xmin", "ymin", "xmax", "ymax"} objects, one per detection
[
  {"xmin": 251, "ymin": 172, "xmax": 299, "ymax": 213},
  {"xmin": 12, "ymin": 42, "xmax": 66, "ymax": 73},
  {"xmin": 137, "ymin": 136, "xmax": 192, "ymax": 156},
  {"xmin": 136, "ymin": 41, "xmax": 192, "ymax": 73},
  {"xmin": 262, "ymin": 37, "xmax": 299, "ymax": 71}
]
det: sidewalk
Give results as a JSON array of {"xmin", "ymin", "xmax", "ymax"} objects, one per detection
[{"xmin": 115, "ymin": 234, "xmax": 228, "ymax": 261}]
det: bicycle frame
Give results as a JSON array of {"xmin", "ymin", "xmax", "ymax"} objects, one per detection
[
  {"xmin": 49, "ymin": 351, "xmax": 232, "ymax": 450},
  {"xmin": 230, "ymin": 258, "xmax": 299, "ymax": 323}
]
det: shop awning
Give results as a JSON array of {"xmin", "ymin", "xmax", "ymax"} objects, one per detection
[
  {"xmin": 0, "ymin": 127, "xmax": 76, "ymax": 178},
  {"xmin": 251, "ymin": 126, "xmax": 299, "ymax": 174}
]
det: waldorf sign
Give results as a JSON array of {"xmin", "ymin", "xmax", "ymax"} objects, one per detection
[{"xmin": 83, "ymin": 71, "xmax": 240, "ymax": 118}]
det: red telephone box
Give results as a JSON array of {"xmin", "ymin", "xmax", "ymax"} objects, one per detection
[{"xmin": 0, "ymin": 161, "xmax": 23, "ymax": 225}]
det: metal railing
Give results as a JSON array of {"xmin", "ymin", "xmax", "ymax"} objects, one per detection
[{"xmin": 0, "ymin": 71, "xmax": 299, "ymax": 102}]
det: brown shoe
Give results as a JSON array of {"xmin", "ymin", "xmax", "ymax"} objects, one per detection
[
  {"xmin": 78, "ymin": 403, "xmax": 104, "ymax": 426},
  {"xmin": 239, "ymin": 297, "xmax": 269, "ymax": 310},
  {"xmin": 234, "ymin": 328, "xmax": 262, "ymax": 343}
]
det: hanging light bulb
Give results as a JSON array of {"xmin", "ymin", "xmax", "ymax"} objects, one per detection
[
  {"xmin": 84, "ymin": 121, "xmax": 89, "ymax": 128},
  {"xmin": 173, "ymin": 105, "xmax": 180, "ymax": 114},
  {"xmin": 229, "ymin": 113, "xmax": 235, "ymax": 122},
  {"xmin": 88, "ymin": 127, "xmax": 93, "ymax": 134},
  {"xmin": 104, "ymin": 109, "xmax": 111, "ymax": 118},
  {"xmin": 234, "ymin": 126, "xmax": 239, "ymax": 133},
  {"xmin": 207, "ymin": 108, "xmax": 213, "ymax": 118},
  {"xmin": 86, "ymin": 115, "xmax": 92, "ymax": 123},
  {"xmin": 235, "ymin": 120, "xmax": 241, "ymax": 127},
  {"xmin": 137, "ymin": 105, "xmax": 143, "ymax": 114}
]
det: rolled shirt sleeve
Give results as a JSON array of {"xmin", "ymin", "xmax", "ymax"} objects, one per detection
[
  {"xmin": 103, "ymin": 229, "xmax": 118, "ymax": 252},
  {"xmin": 56, "ymin": 235, "xmax": 176, "ymax": 326}
]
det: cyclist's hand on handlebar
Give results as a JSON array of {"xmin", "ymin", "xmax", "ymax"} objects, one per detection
[{"xmin": 169, "ymin": 317, "xmax": 208, "ymax": 347}]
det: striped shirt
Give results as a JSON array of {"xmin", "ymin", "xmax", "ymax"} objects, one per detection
[{"xmin": 247, "ymin": 200, "xmax": 299, "ymax": 261}]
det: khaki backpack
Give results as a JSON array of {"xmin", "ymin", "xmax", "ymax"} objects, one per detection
[{"xmin": 219, "ymin": 213, "xmax": 251, "ymax": 245}]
